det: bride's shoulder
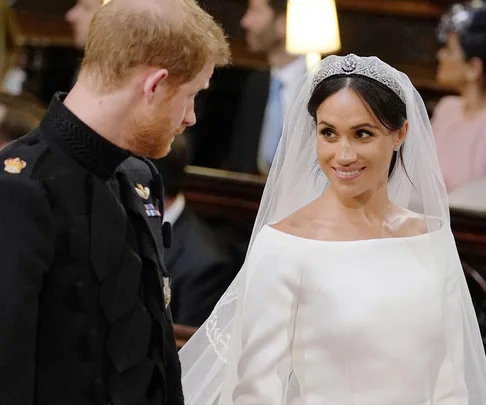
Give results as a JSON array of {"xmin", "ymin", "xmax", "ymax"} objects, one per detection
[
  {"xmin": 270, "ymin": 202, "xmax": 315, "ymax": 234},
  {"xmin": 269, "ymin": 217, "xmax": 302, "ymax": 235},
  {"xmin": 388, "ymin": 206, "xmax": 433, "ymax": 237},
  {"xmin": 268, "ymin": 202, "xmax": 338, "ymax": 241}
]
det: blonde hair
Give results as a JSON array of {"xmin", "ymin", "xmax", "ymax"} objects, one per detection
[{"xmin": 80, "ymin": 0, "xmax": 230, "ymax": 92}]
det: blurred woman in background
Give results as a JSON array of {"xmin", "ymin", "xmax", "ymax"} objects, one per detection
[
  {"xmin": 433, "ymin": 1, "xmax": 486, "ymax": 192},
  {"xmin": 0, "ymin": 0, "xmax": 26, "ymax": 95}
]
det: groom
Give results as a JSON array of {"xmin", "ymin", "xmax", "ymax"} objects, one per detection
[{"xmin": 0, "ymin": 0, "xmax": 230, "ymax": 404}]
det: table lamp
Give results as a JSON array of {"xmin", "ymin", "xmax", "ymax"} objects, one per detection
[{"xmin": 286, "ymin": 0, "xmax": 341, "ymax": 71}]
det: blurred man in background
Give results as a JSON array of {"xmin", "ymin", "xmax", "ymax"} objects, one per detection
[
  {"xmin": 66, "ymin": 0, "xmax": 102, "ymax": 50},
  {"xmin": 226, "ymin": 0, "xmax": 306, "ymax": 174},
  {"xmin": 65, "ymin": 0, "xmax": 103, "ymax": 84}
]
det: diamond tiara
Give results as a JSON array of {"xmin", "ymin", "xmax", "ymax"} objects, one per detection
[{"xmin": 311, "ymin": 54, "xmax": 406, "ymax": 103}]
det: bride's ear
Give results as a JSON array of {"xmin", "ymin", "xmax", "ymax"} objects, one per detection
[{"xmin": 394, "ymin": 120, "xmax": 408, "ymax": 150}]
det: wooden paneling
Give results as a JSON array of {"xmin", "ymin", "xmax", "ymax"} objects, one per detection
[
  {"xmin": 11, "ymin": 0, "xmax": 459, "ymax": 19},
  {"xmin": 336, "ymin": 0, "xmax": 453, "ymax": 18},
  {"xmin": 183, "ymin": 165, "xmax": 265, "ymax": 221},
  {"xmin": 14, "ymin": 12, "xmax": 73, "ymax": 47},
  {"xmin": 13, "ymin": 0, "xmax": 75, "ymax": 16},
  {"xmin": 174, "ymin": 324, "xmax": 198, "ymax": 349}
]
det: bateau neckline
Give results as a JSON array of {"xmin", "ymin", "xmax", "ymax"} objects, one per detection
[{"xmin": 262, "ymin": 222, "xmax": 444, "ymax": 245}]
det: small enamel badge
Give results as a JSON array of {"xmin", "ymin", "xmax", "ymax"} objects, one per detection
[
  {"xmin": 163, "ymin": 277, "xmax": 171, "ymax": 308},
  {"xmin": 135, "ymin": 183, "xmax": 150, "ymax": 200},
  {"xmin": 144, "ymin": 204, "xmax": 161, "ymax": 217},
  {"xmin": 4, "ymin": 158, "xmax": 26, "ymax": 174}
]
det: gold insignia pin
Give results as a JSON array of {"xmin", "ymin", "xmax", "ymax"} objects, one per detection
[
  {"xmin": 4, "ymin": 158, "xmax": 27, "ymax": 174},
  {"xmin": 163, "ymin": 277, "xmax": 171, "ymax": 308},
  {"xmin": 135, "ymin": 183, "xmax": 150, "ymax": 200}
]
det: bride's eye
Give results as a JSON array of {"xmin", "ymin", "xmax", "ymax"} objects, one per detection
[
  {"xmin": 320, "ymin": 128, "xmax": 337, "ymax": 139},
  {"xmin": 355, "ymin": 130, "xmax": 373, "ymax": 139}
]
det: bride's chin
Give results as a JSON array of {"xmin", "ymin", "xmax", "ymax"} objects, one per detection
[{"xmin": 331, "ymin": 183, "xmax": 367, "ymax": 198}]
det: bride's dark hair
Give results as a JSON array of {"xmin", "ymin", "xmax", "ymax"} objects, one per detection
[{"xmin": 307, "ymin": 74, "xmax": 407, "ymax": 178}]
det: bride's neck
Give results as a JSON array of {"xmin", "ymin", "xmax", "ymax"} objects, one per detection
[{"xmin": 325, "ymin": 185, "xmax": 392, "ymax": 225}]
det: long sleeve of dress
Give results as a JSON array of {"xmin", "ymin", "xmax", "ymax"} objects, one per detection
[
  {"xmin": 0, "ymin": 176, "xmax": 55, "ymax": 404},
  {"xmin": 231, "ymin": 232, "xmax": 302, "ymax": 405},
  {"xmin": 433, "ymin": 253, "xmax": 465, "ymax": 404},
  {"xmin": 434, "ymin": 238, "xmax": 486, "ymax": 405}
]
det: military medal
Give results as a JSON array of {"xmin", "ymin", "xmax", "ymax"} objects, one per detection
[
  {"xmin": 144, "ymin": 203, "xmax": 161, "ymax": 217},
  {"xmin": 4, "ymin": 158, "xmax": 27, "ymax": 174},
  {"xmin": 135, "ymin": 183, "xmax": 150, "ymax": 200},
  {"xmin": 163, "ymin": 277, "xmax": 171, "ymax": 308}
]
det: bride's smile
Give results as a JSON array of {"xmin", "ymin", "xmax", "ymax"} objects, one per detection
[{"xmin": 313, "ymin": 87, "xmax": 407, "ymax": 200}]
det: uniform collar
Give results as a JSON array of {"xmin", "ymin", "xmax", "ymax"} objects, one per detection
[{"xmin": 40, "ymin": 92, "xmax": 130, "ymax": 180}]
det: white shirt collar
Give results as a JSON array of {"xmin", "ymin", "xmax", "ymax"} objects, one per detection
[
  {"xmin": 271, "ymin": 56, "xmax": 307, "ymax": 89},
  {"xmin": 163, "ymin": 193, "xmax": 185, "ymax": 224},
  {"xmin": 257, "ymin": 55, "xmax": 308, "ymax": 174}
]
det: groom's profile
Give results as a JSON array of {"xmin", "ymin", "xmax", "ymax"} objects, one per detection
[{"xmin": 0, "ymin": 0, "xmax": 230, "ymax": 404}]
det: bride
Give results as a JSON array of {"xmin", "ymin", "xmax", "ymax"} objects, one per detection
[{"xmin": 179, "ymin": 54, "xmax": 486, "ymax": 405}]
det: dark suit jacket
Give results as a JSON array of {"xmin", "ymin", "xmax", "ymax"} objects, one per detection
[
  {"xmin": 164, "ymin": 207, "xmax": 236, "ymax": 327},
  {"xmin": 0, "ymin": 93, "xmax": 182, "ymax": 405},
  {"xmin": 226, "ymin": 70, "xmax": 270, "ymax": 174}
]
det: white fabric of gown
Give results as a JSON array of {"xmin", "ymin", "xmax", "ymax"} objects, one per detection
[{"xmin": 232, "ymin": 224, "xmax": 466, "ymax": 405}]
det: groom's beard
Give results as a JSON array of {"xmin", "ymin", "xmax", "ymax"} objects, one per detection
[{"xmin": 126, "ymin": 111, "xmax": 176, "ymax": 159}]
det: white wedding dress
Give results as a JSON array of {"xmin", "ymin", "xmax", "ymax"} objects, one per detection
[
  {"xmin": 233, "ymin": 224, "xmax": 467, "ymax": 405},
  {"xmin": 179, "ymin": 55, "xmax": 486, "ymax": 405}
]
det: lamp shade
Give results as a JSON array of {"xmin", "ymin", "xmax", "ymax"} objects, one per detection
[{"xmin": 286, "ymin": 0, "xmax": 341, "ymax": 55}]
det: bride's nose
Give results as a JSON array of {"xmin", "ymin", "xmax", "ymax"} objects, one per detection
[{"xmin": 336, "ymin": 140, "xmax": 358, "ymax": 165}]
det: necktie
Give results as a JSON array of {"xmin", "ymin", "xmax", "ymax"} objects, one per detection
[{"xmin": 261, "ymin": 76, "xmax": 284, "ymax": 168}]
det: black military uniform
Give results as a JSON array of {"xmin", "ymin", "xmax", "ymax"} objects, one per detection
[{"xmin": 0, "ymin": 93, "xmax": 183, "ymax": 405}]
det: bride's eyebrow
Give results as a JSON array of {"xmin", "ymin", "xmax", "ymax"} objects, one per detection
[
  {"xmin": 317, "ymin": 120, "xmax": 335, "ymax": 127},
  {"xmin": 350, "ymin": 123, "xmax": 379, "ymax": 130},
  {"xmin": 317, "ymin": 121, "xmax": 379, "ymax": 130}
]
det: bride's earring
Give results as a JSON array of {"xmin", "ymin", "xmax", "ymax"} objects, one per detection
[{"xmin": 394, "ymin": 145, "xmax": 401, "ymax": 152}]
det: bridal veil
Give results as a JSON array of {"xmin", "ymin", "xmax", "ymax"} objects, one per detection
[{"xmin": 179, "ymin": 54, "xmax": 486, "ymax": 405}]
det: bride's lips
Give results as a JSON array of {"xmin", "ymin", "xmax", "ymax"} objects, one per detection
[{"xmin": 333, "ymin": 166, "xmax": 365, "ymax": 181}]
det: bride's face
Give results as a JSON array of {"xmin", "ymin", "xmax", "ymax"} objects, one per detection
[{"xmin": 315, "ymin": 88, "xmax": 406, "ymax": 199}]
